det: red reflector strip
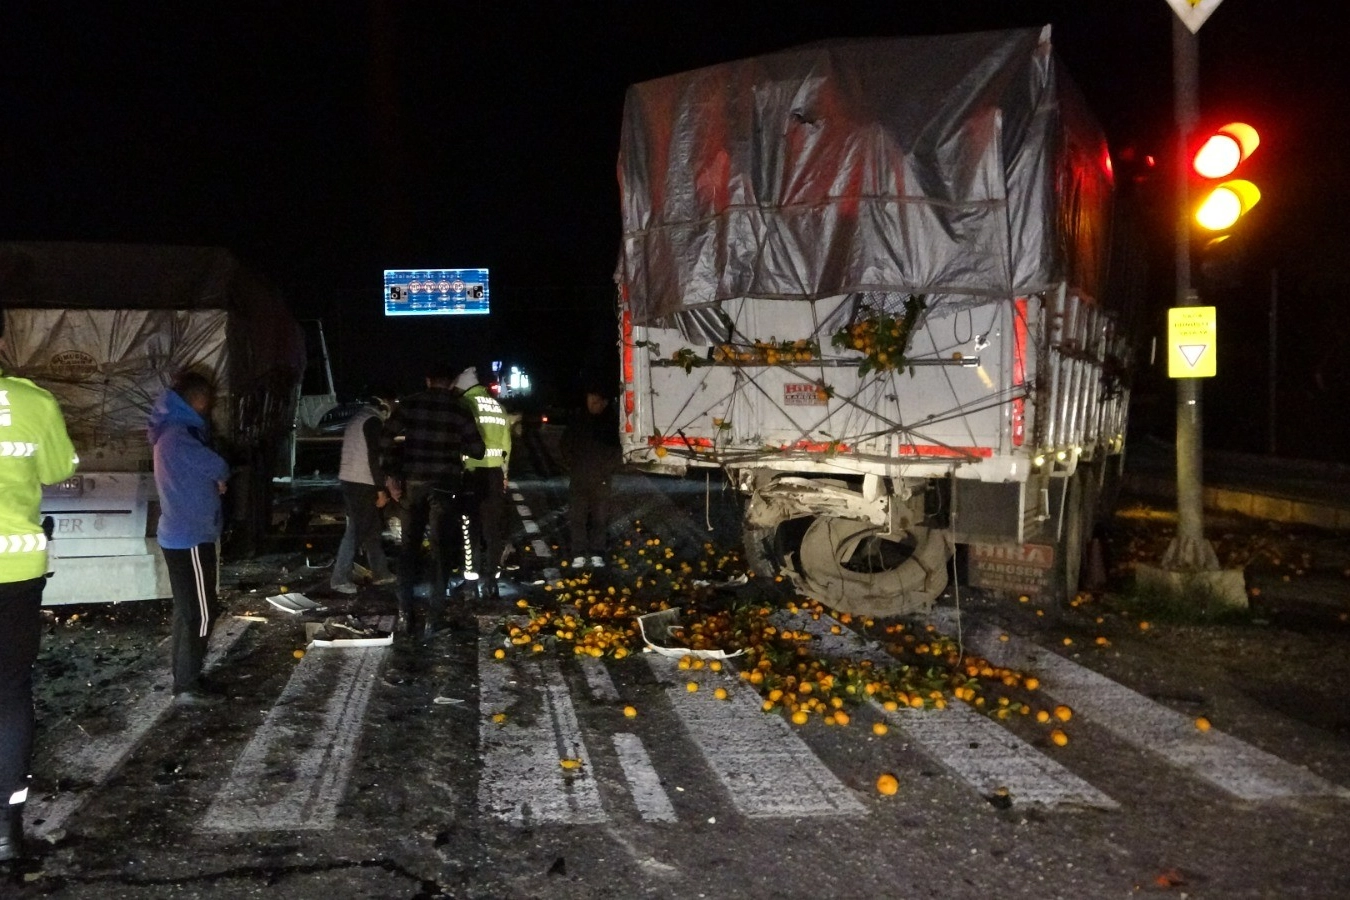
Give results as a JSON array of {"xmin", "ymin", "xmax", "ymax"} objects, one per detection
[
  {"xmin": 648, "ymin": 435, "xmax": 713, "ymax": 449},
  {"xmin": 1012, "ymin": 297, "xmax": 1028, "ymax": 448},
  {"xmin": 897, "ymin": 444, "xmax": 994, "ymax": 458}
]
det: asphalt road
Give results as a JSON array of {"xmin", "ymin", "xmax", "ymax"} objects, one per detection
[{"xmin": 11, "ymin": 427, "xmax": 1350, "ymax": 899}]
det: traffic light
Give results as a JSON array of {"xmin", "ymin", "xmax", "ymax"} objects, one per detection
[{"xmin": 1191, "ymin": 122, "xmax": 1260, "ymax": 231}]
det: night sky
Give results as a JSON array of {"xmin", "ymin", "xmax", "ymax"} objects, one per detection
[{"xmin": 4, "ymin": 1, "xmax": 1348, "ymax": 455}]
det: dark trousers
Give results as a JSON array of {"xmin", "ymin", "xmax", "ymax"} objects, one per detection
[
  {"xmin": 162, "ymin": 543, "xmax": 219, "ymax": 694},
  {"xmin": 333, "ymin": 481, "xmax": 391, "ymax": 586},
  {"xmin": 569, "ymin": 477, "xmax": 611, "ymax": 557},
  {"xmin": 462, "ymin": 467, "xmax": 507, "ymax": 580},
  {"xmin": 0, "ymin": 577, "xmax": 44, "ymax": 806},
  {"xmin": 397, "ymin": 479, "xmax": 459, "ymax": 617}
]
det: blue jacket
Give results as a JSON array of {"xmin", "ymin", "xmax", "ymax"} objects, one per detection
[{"xmin": 148, "ymin": 389, "xmax": 231, "ymax": 550}]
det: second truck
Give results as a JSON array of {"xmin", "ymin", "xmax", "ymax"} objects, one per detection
[{"xmin": 615, "ymin": 27, "xmax": 1136, "ymax": 617}]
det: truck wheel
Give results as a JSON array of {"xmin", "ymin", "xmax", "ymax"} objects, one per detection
[{"xmin": 789, "ymin": 517, "xmax": 951, "ymax": 617}]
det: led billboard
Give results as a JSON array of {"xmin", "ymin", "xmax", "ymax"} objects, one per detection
[{"xmin": 384, "ymin": 268, "xmax": 489, "ymax": 317}]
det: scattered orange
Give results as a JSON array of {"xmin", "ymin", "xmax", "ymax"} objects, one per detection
[
  {"xmin": 791, "ymin": 710, "xmax": 809, "ymax": 726},
  {"xmin": 1195, "ymin": 716, "xmax": 1211, "ymax": 732},
  {"xmin": 872, "ymin": 722, "xmax": 888, "ymax": 736},
  {"xmin": 623, "ymin": 706, "xmax": 637, "ymax": 718},
  {"xmin": 686, "ymin": 681, "xmax": 699, "ymax": 693},
  {"xmin": 876, "ymin": 773, "xmax": 900, "ymax": 795},
  {"xmin": 1049, "ymin": 729, "xmax": 1068, "ymax": 746},
  {"xmin": 1054, "ymin": 704, "xmax": 1073, "ymax": 722},
  {"xmin": 713, "ymin": 687, "xmax": 729, "ymax": 701}
]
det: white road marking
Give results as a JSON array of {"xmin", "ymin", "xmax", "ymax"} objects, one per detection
[
  {"xmin": 523, "ymin": 520, "xmax": 540, "ymax": 535},
  {"xmin": 516, "ymin": 504, "xmax": 533, "ymax": 518},
  {"xmin": 776, "ymin": 611, "xmax": 1116, "ymax": 810},
  {"xmin": 580, "ymin": 655, "xmax": 621, "ymax": 702},
  {"xmin": 530, "ymin": 539, "xmax": 552, "ymax": 558},
  {"xmin": 646, "ymin": 655, "xmax": 865, "ymax": 819},
  {"xmin": 937, "ymin": 610, "xmax": 1350, "ymax": 802},
  {"xmin": 613, "ymin": 733, "xmax": 678, "ymax": 823},
  {"xmin": 543, "ymin": 567, "xmax": 561, "ymax": 581},
  {"xmin": 511, "ymin": 492, "xmax": 525, "ymax": 502},
  {"xmin": 198, "ymin": 645, "xmax": 389, "ymax": 832},
  {"xmin": 31, "ymin": 618, "xmax": 252, "ymax": 839},
  {"xmin": 478, "ymin": 622, "xmax": 606, "ymax": 825}
]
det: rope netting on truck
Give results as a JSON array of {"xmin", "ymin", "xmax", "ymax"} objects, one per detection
[{"xmin": 635, "ymin": 291, "xmax": 1038, "ymax": 472}]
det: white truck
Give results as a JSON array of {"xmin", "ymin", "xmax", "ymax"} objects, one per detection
[
  {"xmin": 0, "ymin": 242, "xmax": 305, "ymax": 604},
  {"xmin": 615, "ymin": 28, "xmax": 1134, "ymax": 616}
]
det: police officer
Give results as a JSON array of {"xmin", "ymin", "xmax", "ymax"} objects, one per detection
[
  {"xmin": 0, "ymin": 309, "xmax": 77, "ymax": 864},
  {"xmin": 452, "ymin": 367, "xmax": 511, "ymax": 600}
]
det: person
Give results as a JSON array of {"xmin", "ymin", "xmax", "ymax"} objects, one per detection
[
  {"xmin": 330, "ymin": 390, "xmax": 397, "ymax": 594},
  {"xmin": 382, "ymin": 364, "xmax": 485, "ymax": 640},
  {"xmin": 560, "ymin": 382, "xmax": 622, "ymax": 569},
  {"xmin": 452, "ymin": 367, "xmax": 511, "ymax": 601},
  {"xmin": 0, "ymin": 312, "xmax": 78, "ymax": 865},
  {"xmin": 147, "ymin": 370, "xmax": 231, "ymax": 708}
]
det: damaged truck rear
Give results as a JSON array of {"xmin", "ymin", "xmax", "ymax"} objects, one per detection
[{"xmin": 616, "ymin": 27, "xmax": 1136, "ymax": 616}]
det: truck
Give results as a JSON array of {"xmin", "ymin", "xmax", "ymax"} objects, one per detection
[
  {"xmin": 615, "ymin": 27, "xmax": 1135, "ymax": 617},
  {"xmin": 0, "ymin": 242, "xmax": 305, "ymax": 604}
]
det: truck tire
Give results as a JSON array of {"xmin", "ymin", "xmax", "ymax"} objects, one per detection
[{"xmin": 788, "ymin": 516, "xmax": 951, "ymax": 617}]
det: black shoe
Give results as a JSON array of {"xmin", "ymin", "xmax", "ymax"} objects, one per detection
[
  {"xmin": 173, "ymin": 690, "xmax": 223, "ymax": 708},
  {"xmin": 0, "ymin": 804, "xmax": 23, "ymax": 864}
]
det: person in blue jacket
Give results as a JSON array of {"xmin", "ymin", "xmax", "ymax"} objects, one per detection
[{"xmin": 148, "ymin": 370, "xmax": 231, "ymax": 707}]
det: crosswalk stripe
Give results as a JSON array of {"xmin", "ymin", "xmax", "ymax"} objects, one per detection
[
  {"xmin": 530, "ymin": 539, "xmax": 551, "ymax": 558},
  {"xmin": 523, "ymin": 520, "xmax": 540, "ymax": 534},
  {"xmin": 198, "ymin": 645, "xmax": 389, "ymax": 832},
  {"xmin": 31, "ymin": 618, "xmax": 253, "ymax": 840},
  {"xmin": 776, "ymin": 610, "xmax": 1117, "ymax": 810},
  {"xmin": 647, "ymin": 655, "xmax": 866, "ymax": 818},
  {"xmin": 580, "ymin": 655, "xmax": 621, "ymax": 702},
  {"xmin": 937, "ymin": 610, "xmax": 1350, "ymax": 802},
  {"xmin": 516, "ymin": 504, "xmax": 533, "ymax": 518},
  {"xmin": 478, "ymin": 624, "xmax": 606, "ymax": 826},
  {"xmin": 613, "ymin": 733, "xmax": 678, "ymax": 823}
]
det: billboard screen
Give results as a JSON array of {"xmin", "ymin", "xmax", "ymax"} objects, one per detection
[{"xmin": 384, "ymin": 268, "xmax": 490, "ymax": 317}]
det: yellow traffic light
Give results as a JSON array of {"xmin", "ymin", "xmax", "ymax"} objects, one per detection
[{"xmin": 1195, "ymin": 179, "xmax": 1261, "ymax": 230}]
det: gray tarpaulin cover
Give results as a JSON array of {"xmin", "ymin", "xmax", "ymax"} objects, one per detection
[
  {"xmin": 0, "ymin": 242, "xmax": 304, "ymax": 464},
  {"xmin": 617, "ymin": 26, "xmax": 1112, "ymax": 326}
]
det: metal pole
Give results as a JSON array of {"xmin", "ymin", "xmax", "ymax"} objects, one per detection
[
  {"xmin": 1268, "ymin": 268, "xmax": 1278, "ymax": 455},
  {"xmin": 1162, "ymin": 14, "xmax": 1219, "ymax": 572}
]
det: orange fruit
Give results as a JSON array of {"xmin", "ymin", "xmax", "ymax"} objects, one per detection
[
  {"xmin": 791, "ymin": 710, "xmax": 809, "ymax": 726},
  {"xmin": 493, "ymin": 648, "xmax": 506, "ymax": 660},
  {"xmin": 834, "ymin": 711, "xmax": 850, "ymax": 726},
  {"xmin": 713, "ymin": 687, "xmax": 729, "ymax": 701},
  {"xmin": 1049, "ymin": 729, "xmax": 1068, "ymax": 746},
  {"xmin": 1023, "ymin": 677, "xmax": 1040, "ymax": 691},
  {"xmin": 1054, "ymin": 705, "xmax": 1073, "ymax": 722},
  {"xmin": 1195, "ymin": 716, "xmax": 1212, "ymax": 732},
  {"xmin": 1035, "ymin": 709, "xmax": 1051, "ymax": 723},
  {"xmin": 292, "ymin": 649, "xmax": 304, "ymax": 659},
  {"xmin": 872, "ymin": 722, "xmax": 888, "ymax": 736},
  {"xmin": 686, "ymin": 681, "xmax": 699, "ymax": 693},
  {"xmin": 876, "ymin": 773, "xmax": 899, "ymax": 796},
  {"xmin": 623, "ymin": 706, "xmax": 637, "ymax": 718}
]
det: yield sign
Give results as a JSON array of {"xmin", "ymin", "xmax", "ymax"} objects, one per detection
[
  {"xmin": 1168, "ymin": 306, "xmax": 1217, "ymax": 378},
  {"xmin": 1164, "ymin": 0, "xmax": 1226, "ymax": 34}
]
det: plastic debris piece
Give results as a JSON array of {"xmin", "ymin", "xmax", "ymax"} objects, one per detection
[
  {"xmin": 266, "ymin": 593, "xmax": 325, "ymax": 616},
  {"xmin": 636, "ymin": 608, "xmax": 743, "ymax": 660}
]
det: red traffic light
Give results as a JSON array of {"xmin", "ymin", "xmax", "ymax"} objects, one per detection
[{"xmin": 1192, "ymin": 122, "xmax": 1259, "ymax": 179}]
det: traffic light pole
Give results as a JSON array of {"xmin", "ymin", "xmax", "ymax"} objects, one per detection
[{"xmin": 1163, "ymin": 15, "xmax": 1221, "ymax": 572}]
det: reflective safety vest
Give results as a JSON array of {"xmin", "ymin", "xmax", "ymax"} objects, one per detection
[
  {"xmin": 0, "ymin": 370, "xmax": 78, "ymax": 583},
  {"xmin": 461, "ymin": 385, "xmax": 511, "ymax": 470}
]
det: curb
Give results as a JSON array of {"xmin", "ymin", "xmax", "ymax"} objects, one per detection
[{"xmin": 1123, "ymin": 473, "xmax": 1350, "ymax": 531}]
